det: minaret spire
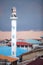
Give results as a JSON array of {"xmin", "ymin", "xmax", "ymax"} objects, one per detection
[
  {"xmin": 11, "ymin": 7, "xmax": 16, "ymax": 17},
  {"xmin": 10, "ymin": 7, "xmax": 17, "ymax": 57}
]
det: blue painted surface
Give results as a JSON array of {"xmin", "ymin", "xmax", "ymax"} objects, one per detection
[
  {"xmin": 0, "ymin": 46, "xmax": 28, "ymax": 56},
  {"xmin": 25, "ymin": 39, "xmax": 41, "ymax": 44}
]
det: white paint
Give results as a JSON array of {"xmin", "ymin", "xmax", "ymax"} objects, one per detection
[
  {"xmin": 27, "ymin": 46, "xmax": 32, "ymax": 51},
  {"xmin": 10, "ymin": 7, "xmax": 17, "ymax": 57},
  {"xmin": 11, "ymin": 20, "xmax": 16, "ymax": 57},
  {"xmin": 33, "ymin": 44, "xmax": 39, "ymax": 49}
]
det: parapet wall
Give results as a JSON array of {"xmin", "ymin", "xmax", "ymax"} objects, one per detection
[{"xmin": 20, "ymin": 49, "xmax": 43, "ymax": 61}]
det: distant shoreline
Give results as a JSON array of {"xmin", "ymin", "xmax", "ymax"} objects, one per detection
[{"xmin": 0, "ymin": 30, "xmax": 43, "ymax": 40}]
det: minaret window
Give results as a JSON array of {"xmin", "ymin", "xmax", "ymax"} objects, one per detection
[
  {"xmin": 13, "ymin": 26, "xmax": 15, "ymax": 29},
  {"xmin": 14, "ymin": 15, "xmax": 16, "ymax": 17},
  {"xmin": 13, "ymin": 43, "xmax": 15, "ymax": 46},
  {"xmin": 12, "ymin": 35, "xmax": 15, "ymax": 38},
  {"xmin": 13, "ymin": 51, "xmax": 14, "ymax": 55}
]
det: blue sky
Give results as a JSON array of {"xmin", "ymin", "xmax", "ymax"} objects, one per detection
[{"xmin": 0, "ymin": 0, "xmax": 43, "ymax": 31}]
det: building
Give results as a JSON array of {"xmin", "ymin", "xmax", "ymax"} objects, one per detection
[{"xmin": 10, "ymin": 7, "xmax": 18, "ymax": 57}]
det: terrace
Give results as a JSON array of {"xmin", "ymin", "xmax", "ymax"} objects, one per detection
[
  {"xmin": 17, "ymin": 49, "xmax": 43, "ymax": 65},
  {"xmin": 0, "ymin": 55, "xmax": 18, "ymax": 65}
]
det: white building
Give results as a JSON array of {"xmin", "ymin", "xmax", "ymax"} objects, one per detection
[{"xmin": 10, "ymin": 7, "xmax": 18, "ymax": 57}]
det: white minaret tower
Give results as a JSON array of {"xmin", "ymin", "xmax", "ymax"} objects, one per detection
[{"xmin": 10, "ymin": 7, "xmax": 17, "ymax": 57}]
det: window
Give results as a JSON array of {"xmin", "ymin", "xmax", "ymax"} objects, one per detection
[
  {"xmin": 13, "ymin": 43, "xmax": 15, "ymax": 46},
  {"xmin": 13, "ymin": 26, "xmax": 15, "ymax": 29},
  {"xmin": 12, "ymin": 35, "xmax": 15, "ymax": 38},
  {"xmin": 13, "ymin": 51, "xmax": 14, "ymax": 55},
  {"xmin": 17, "ymin": 45, "xmax": 20, "ymax": 47}
]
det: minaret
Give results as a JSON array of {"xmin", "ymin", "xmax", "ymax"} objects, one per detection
[{"xmin": 10, "ymin": 7, "xmax": 17, "ymax": 57}]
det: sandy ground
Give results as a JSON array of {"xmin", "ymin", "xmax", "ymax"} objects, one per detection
[{"xmin": 0, "ymin": 30, "xmax": 43, "ymax": 40}]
